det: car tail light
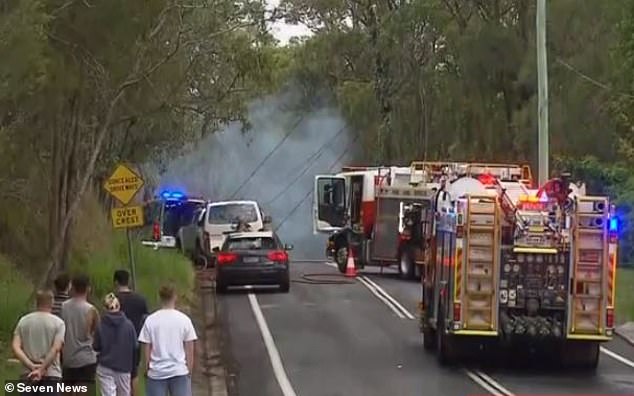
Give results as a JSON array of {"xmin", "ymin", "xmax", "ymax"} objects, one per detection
[
  {"xmin": 453, "ymin": 302, "xmax": 461, "ymax": 322},
  {"xmin": 152, "ymin": 222, "xmax": 160, "ymax": 241},
  {"xmin": 606, "ymin": 308, "xmax": 614, "ymax": 328},
  {"xmin": 267, "ymin": 250, "xmax": 288, "ymax": 262},
  {"xmin": 217, "ymin": 252, "xmax": 237, "ymax": 265}
]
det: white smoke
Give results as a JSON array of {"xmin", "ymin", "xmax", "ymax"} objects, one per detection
[{"xmin": 158, "ymin": 88, "xmax": 358, "ymax": 259}]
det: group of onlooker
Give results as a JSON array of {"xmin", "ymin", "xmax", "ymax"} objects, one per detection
[{"xmin": 12, "ymin": 269, "xmax": 198, "ymax": 396}]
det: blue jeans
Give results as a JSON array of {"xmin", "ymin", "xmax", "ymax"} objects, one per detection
[{"xmin": 146, "ymin": 375, "xmax": 192, "ymax": 396}]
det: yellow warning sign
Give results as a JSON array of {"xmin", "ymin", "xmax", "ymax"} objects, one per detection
[
  {"xmin": 104, "ymin": 164, "xmax": 144, "ymax": 205},
  {"xmin": 111, "ymin": 206, "xmax": 144, "ymax": 229}
]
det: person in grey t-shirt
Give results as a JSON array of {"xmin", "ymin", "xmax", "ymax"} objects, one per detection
[
  {"xmin": 12, "ymin": 290, "xmax": 65, "ymax": 388},
  {"xmin": 61, "ymin": 274, "xmax": 99, "ymax": 388}
]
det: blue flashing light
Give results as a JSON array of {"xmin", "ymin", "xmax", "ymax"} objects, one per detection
[
  {"xmin": 160, "ymin": 190, "xmax": 186, "ymax": 200},
  {"xmin": 609, "ymin": 217, "xmax": 619, "ymax": 233}
]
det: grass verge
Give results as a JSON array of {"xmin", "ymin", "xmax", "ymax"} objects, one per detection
[
  {"xmin": 616, "ymin": 266, "xmax": 634, "ymax": 324},
  {"xmin": 0, "ymin": 254, "xmax": 30, "ymax": 381},
  {"xmin": 0, "ymin": 235, "xmax": 194, "ymax": 382}
]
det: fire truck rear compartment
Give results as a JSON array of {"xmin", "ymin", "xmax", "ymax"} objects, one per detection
[{"xmin": 499, "ymin": 249, "xmax": 569, "ymax": 341}]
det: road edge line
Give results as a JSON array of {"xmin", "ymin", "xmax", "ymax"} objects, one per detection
[
  {"xmin": 600, "ymin": 346, "xmax": 634, "ymax": 368},
  {"xmin": 247, "ymin": 293, "xmax": 298, "ymax": 396}
]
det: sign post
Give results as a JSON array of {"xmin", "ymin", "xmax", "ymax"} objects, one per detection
[{"xmin": 104, "ymin": 164, "xmax": 145, "ymax": 290}]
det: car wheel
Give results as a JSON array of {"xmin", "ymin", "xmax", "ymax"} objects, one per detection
[
  {"xmin": 398, "ymin": 251, "xmax": 415, "ymax": 280},
  {"xmin": 335, "ymin": 247, "xmax": 348, "ymax": 274}
]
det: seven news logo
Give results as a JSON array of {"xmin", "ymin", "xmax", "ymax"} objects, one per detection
[{"xmin": 5, "ymin": 381, "xmax": 93, "ymax": 395}]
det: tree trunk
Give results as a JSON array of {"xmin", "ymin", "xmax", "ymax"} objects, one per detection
[{"xmin": 369, "ymin": 2, "xmax": 394, "ymax": 163}]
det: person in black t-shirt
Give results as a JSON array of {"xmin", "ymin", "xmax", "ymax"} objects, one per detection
[{"xmin": 113, "ymin": 270, "xmax": 149, "ymax": 396}]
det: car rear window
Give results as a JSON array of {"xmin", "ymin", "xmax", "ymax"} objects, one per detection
[
  {"xmin": 226, "ymin": 237, "xmax": 276, "ymax": 250},
  {"xmin": 208, "ymin": 203, "xmax": 258, "ymax": 225}
]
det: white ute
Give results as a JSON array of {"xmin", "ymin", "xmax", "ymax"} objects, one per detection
[{"xmin": 180, "ymin": 200, "xmax": 271, "ymax": 265}]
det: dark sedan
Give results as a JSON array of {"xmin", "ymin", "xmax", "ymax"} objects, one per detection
[{"xmin": 213, "ymin": 231, "xmax": 293, "ymax": 293}]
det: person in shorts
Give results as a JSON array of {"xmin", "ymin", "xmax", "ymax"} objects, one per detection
[
  {"xmin": 113, "ymin": 269, "xmax": 148, "ymax": 396},
  {"xmin": 61, "ymin": 274, "xmax": 99, "ymax": 390}
]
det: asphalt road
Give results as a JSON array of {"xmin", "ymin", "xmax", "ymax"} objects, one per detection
[{"xmin": 217, "ymin": 261, "xmax": 634, "ymax": 396}]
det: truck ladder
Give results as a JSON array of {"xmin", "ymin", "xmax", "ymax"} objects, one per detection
[
  {"xmin": 462, "ymin": 195, "xmax": 500, "ymax": 333},
  {"xmin": 495, "ymin": 180, "xmax": 529, "ymax": 228},
  {"xmin": 569, "ymin": 196, "xmax": 609, "ymax": 336}
]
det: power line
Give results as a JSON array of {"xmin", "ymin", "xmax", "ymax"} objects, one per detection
[
  {"xmin": 265, "ymin": 125, "xmax": 348, "ymax": 206},
  {"xmin": 227, "ymin": 9, "xmax": 407, "ymax": 202},
  {"xmin": 229, "ymin": 115, "xmax": 305, "ymax": 199},
  {"xmin": 274, "ymin": 133, "xmax": 360, "ymax": 232}
]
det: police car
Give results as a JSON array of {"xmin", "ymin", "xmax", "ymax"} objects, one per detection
[{"xmin": 140, "ymin": 191, "xmax": 206, "ymax": 249}]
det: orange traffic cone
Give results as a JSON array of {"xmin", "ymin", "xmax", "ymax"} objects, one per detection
[{"xmin": 345, "ymin": 248, "xmax": 357, "ymax": 278}]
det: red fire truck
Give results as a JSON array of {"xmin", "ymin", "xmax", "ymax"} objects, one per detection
[
  {"xmin": 314, "ymin": 161, "xmax": 533, "ymax": 279},
  {"xmin": 420, "ymin": 168, "xmax": 618, "ymax": 368}
]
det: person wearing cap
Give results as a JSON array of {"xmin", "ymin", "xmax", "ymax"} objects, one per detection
[{"xmin": 93, "ymin": 293, "xmax": 138, "ymax": 396}]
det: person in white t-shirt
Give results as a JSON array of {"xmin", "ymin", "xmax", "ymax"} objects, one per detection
[{"xmin": 138, "ymin": 285, "xmax": 198, "ymax": 396}]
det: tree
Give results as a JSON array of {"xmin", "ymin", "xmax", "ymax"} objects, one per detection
[{"xmin": 0, "ymin": 0, "xmax": 280, "ymax": 285}]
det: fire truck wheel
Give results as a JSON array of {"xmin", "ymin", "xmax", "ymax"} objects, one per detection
[
  {"xmin": 437, "ymin": 330, "xmax": 456, "ymax": 365},
  {"xmin": 414, "ymin": 264, "xmax": 422, "ymax": 280},
  {"xmin": 398, "ymin": 252, "xmax": 415, "ymax": 280},
  {"xmin": 336, "ymin": 247, "xmax": 348, "ymax": 274},
  {"xmin": 437, "ymin": 306, "xmax": 457, "ymax": 365},
  {"xmin": 423, "ymin": 326, "xmax": 437, "ymax": 350},
  {"xmin": 561, "ymin": 341, "xmax": 599, "ymax": 370}
]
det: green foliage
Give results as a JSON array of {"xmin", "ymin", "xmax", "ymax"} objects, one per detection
[
  {"xmin": 617, "ymin": 267, "xmax": 634, "ymax": 323},
  {"xmin": 276, "ymin": 0, "xmax": 626, "ymax": 164},
  {"xmin": 70, "ymin": 235, "xmax": 195, "ymax": 310},
  {"xmin": 0, "ymin": 0, "xmax": 281, "ymax": 277},
  {"xmin": 0, "ymin": 255, "xmax": 31, "ymax": 342}
]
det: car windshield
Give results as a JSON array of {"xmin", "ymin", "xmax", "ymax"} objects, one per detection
[
  {"xmin": 208, "ymin": 203, "xmax": 258, "ymax": 225},
  {"xmin": 226, "ymin": 237, "xmax": 276, "ymax": 250}
]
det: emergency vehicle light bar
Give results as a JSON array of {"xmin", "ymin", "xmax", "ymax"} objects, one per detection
[
  {"xmin": 160, "ymin": 190, "xmax": 186, "ymax": 200},
  {"xmin": 609, "ymin": 217, "xmax": 618, "ymax": 233},
  {"xmin": 518, "ymin": 194, "xmax": 549, "ymax": 203}
]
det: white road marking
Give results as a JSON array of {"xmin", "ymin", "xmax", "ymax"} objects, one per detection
[
  {"xmin": 322, "ymin": 262, "xmax": 414, "ymax": 319},
  {"xmin": 601, "ymin": 346, "xmax": 634, "ymax": 368},
  {"xmin": 465, "ymin": 370, "xmax": 512, "ymax": 396},
  {"xmin": 472, "ymin": 370, "xmax": 515, "ymax": 396},
  {"xmin": 356, "ymin": 276, "xmax": 405, "ymax": 319},
  {"xmin": 320, "ymin": 260, "xmax": 517, "ymax": 395},
  {"xmin": 247, "ymin": 293, "xmax": 298, "ymax": 396},
  {"xmin": 360, "ymin": 275, "xmax": 416, "ymax": 320}
]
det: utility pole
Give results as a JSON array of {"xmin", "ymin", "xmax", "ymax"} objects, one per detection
[{"xmin": 536, "ymin": 0, "xmax": 549, "ymax": 185}]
